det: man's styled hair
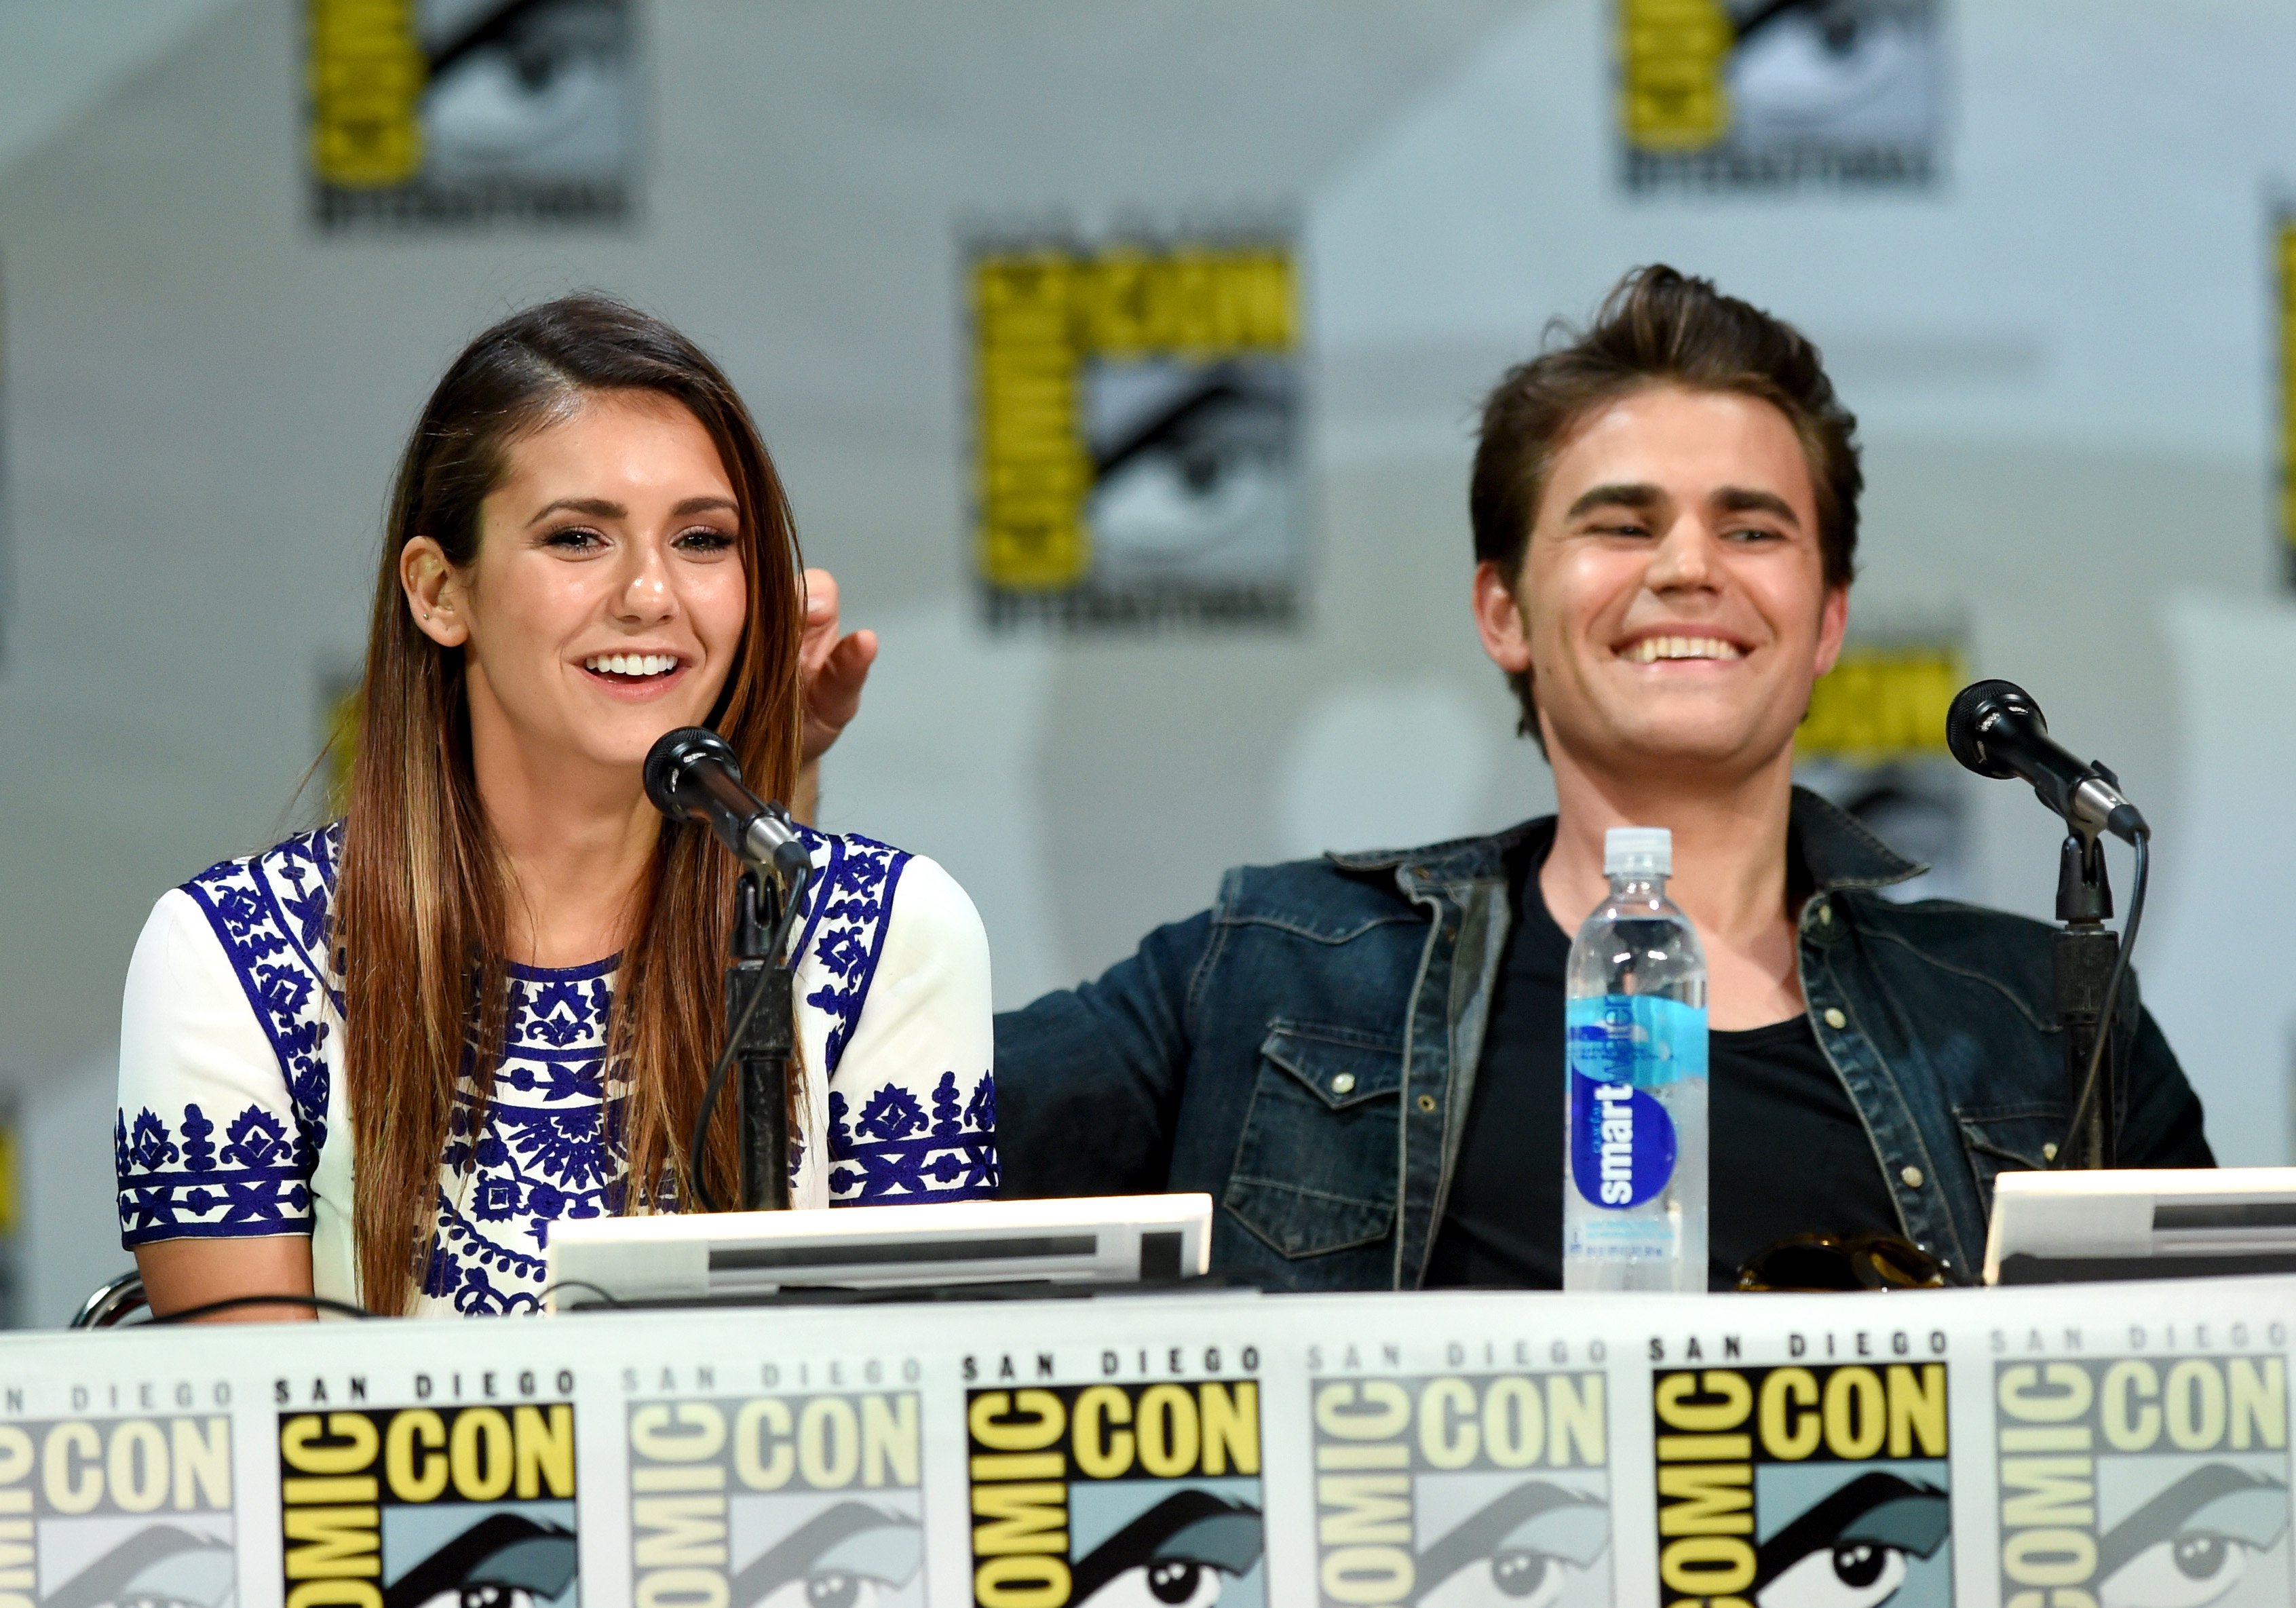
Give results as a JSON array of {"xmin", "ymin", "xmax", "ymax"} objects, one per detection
[{"xmin": 1469, "ymin": 265, "xmax": 1862, "ymax": 740}]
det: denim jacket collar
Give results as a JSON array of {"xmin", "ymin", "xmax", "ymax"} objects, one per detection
[
  {"xmin": 1326, "ymin": 786, "xmax": 1928, "ymax": 897},
  {"xmin": 1793, "ymin": 788, "xmax": 1928, "ymax": 892}
]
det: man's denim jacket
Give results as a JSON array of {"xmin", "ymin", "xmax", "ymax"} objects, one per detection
[{"xmin": 994, "ymin": 788, "xmax": 2213, "ymax": 1289}]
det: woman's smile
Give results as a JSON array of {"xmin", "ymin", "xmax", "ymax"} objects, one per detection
[{"xmin": 577, "ymin": 649, "xmax": 692, "ymax": 700}]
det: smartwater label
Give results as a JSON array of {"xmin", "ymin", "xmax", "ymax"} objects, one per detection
[
  {"xmin": 1567, "ymin": 996, "xmax": 1704, "ymax": 1211},
  {"xmin": 1569, "ymin": 1073, "xmax": 1675, "ymax": 1208}
]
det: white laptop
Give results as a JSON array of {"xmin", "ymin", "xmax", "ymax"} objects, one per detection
[
  {"xmin": 546, "ymin": 1193, "xmax": 1214, "ymax": 1311},
  {"xmin": 1985, "ymin": 1168, "xmax": 2296, "ymax": 1284}
]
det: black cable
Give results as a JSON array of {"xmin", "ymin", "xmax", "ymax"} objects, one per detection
[
  {"xmin": 686, "ymin": 864, "xmax": 811, "ymax": 1214},
  {"xmin": 687, "ymin": 970, "xmax": 767, "ymax": 1214},
  {"xmin": 2054, "ymin": 829, "xmax": 2149, "ymax": 1169},
  {"xmin": 140, "ymin": 1293, "xmax": 373, "ymax": 1324},
  {"xmin": 539, "ymin": 1278, "xmax": 630, "ymax": 1312}
]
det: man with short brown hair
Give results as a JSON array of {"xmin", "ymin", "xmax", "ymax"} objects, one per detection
[{"xmin": 812, "ymin": 265, "xmax": 2213, "ymax": 1288}]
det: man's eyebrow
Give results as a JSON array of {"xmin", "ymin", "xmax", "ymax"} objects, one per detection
[
  {"xmin": 1565, "ymin": 482, "xmax": 1664, "ymax": 519},
  {"xmin": 527, "ymin": 497, "xmax": 626, "ymax": 526},
  {"xmin": 1713, "ymin": 486, "xmax": 1801, "ymax": 527}
]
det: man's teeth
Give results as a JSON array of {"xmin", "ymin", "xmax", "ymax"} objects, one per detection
[
  {"xmin": 584, "ymin": 654, "xmax": 677, "ymax": 676},
  {"xmin": 1624, "ymin": 636, "xmax": 1744, "ymax": 664}
]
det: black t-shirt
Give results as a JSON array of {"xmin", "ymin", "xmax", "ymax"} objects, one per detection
[{"xmin": 1423, "ymin": 832, "xmax": 1905, "ymax": 1291}]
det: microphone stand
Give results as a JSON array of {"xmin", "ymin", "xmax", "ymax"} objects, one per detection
[
  {"xmin": 726, "ymin": 870, "xmax": 796, "ymax": 1210},
  {"xmin": 2053, "ymin": 827, "xmax": 2118, "ymax": 1170}
]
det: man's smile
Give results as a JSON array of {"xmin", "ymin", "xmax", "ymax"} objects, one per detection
[{"xmin": 1613, "ymin": 630, "xmax": 1752, "ymax": 666}]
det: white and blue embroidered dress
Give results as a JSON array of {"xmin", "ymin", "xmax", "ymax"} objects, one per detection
[{"xmin": 115, "ymin": 823, "xmax": 998, "ymax": 1316}]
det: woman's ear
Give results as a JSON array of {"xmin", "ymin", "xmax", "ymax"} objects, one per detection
[{"xmin": 400, "ymin": 537, "xmax": 470, "ymax": 647}]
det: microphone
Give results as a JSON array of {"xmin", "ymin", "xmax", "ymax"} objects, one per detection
[
  {"xmin": 1945, "ymin": 680, "xmax": 2148, "ymax": 844},
  {"xmin": 643, "ymin": 727, "xmax": 813, "ymax": 884}
]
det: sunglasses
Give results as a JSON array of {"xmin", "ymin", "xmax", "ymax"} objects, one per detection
[{"xmin": 1736, "ymin": 1233, "xmax": 1946, "ymax": 1293}]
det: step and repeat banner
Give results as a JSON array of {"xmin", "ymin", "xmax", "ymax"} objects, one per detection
[{"xmin": 5, "ymin": 1277, "xmax": 2293, "ymax": 1607}]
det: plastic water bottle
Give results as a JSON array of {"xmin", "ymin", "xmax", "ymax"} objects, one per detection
[{"xmin": 1562, "ymin": 827, "xmax": 1709, "ymax": 1291}]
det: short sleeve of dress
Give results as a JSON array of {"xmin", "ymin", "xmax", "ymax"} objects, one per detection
[
  {"xmin": 822, "ymin": 854, "xmax": 999, "ymax": 1204},
  {"xmin": 115, "ymin": 889, "xmax": 315, "ymax": 1247}
]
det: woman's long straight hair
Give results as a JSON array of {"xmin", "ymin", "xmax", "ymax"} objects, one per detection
[{"xmin": 334, "ymin": 296, "xmax": 805, "ymax": 1314}]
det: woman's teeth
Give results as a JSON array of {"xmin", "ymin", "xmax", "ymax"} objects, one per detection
[
  {"xmin": 1624, "ymin": 636, "xmax": 1743, "ymax": 664},
  {"xmin": 584, "ymin": 653, "xmax": 677, "ymax": 677}
]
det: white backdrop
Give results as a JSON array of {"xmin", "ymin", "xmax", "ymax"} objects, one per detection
[{"xmin": 3, "ymin": 0, "xmax": 2292, "ymax": 1320}]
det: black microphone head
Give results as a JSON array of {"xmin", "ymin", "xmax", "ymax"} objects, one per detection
[
  {"xmin": 643, "ymin": 726, "xmax": 740, "ymax": 822},
  {"xmin": 1945, "ymin": 678, "xmax": 2046, "ymax": 780}
]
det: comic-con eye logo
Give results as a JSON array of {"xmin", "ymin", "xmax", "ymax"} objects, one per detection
[
  {"xmin": 967, "ymin": 1383, "xmax": 1265, "ymax": 1608},
  {"xmin": 0, "ymin": 1415, "xmax": 235, "ymax": 1608},
  {"xmin": 969, "ymin": 237, "xmax": 1303, "ymax": 631},
  {"xmin": 1617, "ymin": 0, "xmax": 1945, "ymax": 193},
  {"xmin": 627, "ymin": 1393, "xmax": 924, "ymax": 1608},
  {"xmin": 1996, "ymin": 1356, "xmax": 2290, "ymax": 1608},
  {"xmin": 278, "ymin": 1404, "xmax": 578, "ymax": 1608},
  {"xmin": 1653, "ymin": 1365, "xmax": 1951, "ymax": 1608},
  {"xmin": 1311, "ymin": 1373, "xmax": 1611, "ymax": 1608}
]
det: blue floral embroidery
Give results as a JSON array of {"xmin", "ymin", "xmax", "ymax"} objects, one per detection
[
  {"xmin": 115, "ymin": 1103, "xmax": 309, "ymax": 1243},
  {"xmin": 792, "ymin": 829, "xmax": 910, "ymax": 1072},
  {"xmin": 117, "ymin": 828, "xmax": 338, "ymax": 1246},
  {"xmin": 178, "ymin": 824, "xmax": 339, "ymax": 1155},
  {"xmin": 856, "ymin": 1085, "xmax": 925, "ymax": 1143},
  {"xmin": 118, "ymin": 824, "xmax": 1000, "ymax": 1290},
  {"xmin": 180, "ymin": 1106, "xmax": 217, "ymax": 1172},
  {"xmin": 421, "ymin": 953, "xmax": 629, "ymax": 1311},
  {"xmin": 221, "ymin": 1107, "xmax": 292, "ymax": 1170},
  {"xmin": 127, "ymin": 1110, "xmax": 177, "ymax": 1173},
  {"xmin": 827, "ymin": 1071, "xmax": 999, "ymax": 1204}
]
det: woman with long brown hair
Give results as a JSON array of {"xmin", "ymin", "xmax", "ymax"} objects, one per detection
[{"xmin": 114, "ymin": 296, "xmax": 995, "ymax": 1318}]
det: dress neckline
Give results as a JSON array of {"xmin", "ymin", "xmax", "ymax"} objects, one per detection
[{"xmin": 504, "ymin": 954, "xmax": 621, "ymax": 984}]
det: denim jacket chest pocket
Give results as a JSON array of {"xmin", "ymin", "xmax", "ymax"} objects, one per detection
[
  {"xmin": 1954, "ymin": 1100, "xmax": 2067, "ymax": 1217},
  {"xmin": 1223, "ymin": 1020, "xmax": 1405, "ymax": 1261}
]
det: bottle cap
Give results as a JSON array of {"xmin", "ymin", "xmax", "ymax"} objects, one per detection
[{"xmin": 1605, "ymin": 826, "xmax": 1672, "ymax": 877}]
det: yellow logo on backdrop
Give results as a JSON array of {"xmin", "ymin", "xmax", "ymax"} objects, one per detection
[
  {"xmin": 307, "ymin": 0, "xmax": 425, "ymax": 187},
  {"xmin": 0, "ymin": 1120, "xmax": 18, "ymax": 1241},
  {"xmin": 1653, "ymin": 1364, "xmax": 1950, "ymax": 1608},
  {"xmin": 1619, "ymin": 0, "xmax": 1734, "ymax": 152},
  {"xmin": 1797, "ymin": 647, "xmax": 1964, "ymax": 761},
  {"xmin": 322, "ymin": 681, "xmax": 361, "ymax": 815},
  {"xmin": 626, "ymin": 1392, "xmax": 921, "ymax": 1603},
  {"xmin": 2280, "ymin": 220, "xmax": 2296, "ymax": 558},
  {"xmin": 1311, "ymin": 1372, "xmax": 1607, "ymax": 1607},
  {"xmin": 970, "ymin": 244, "xmax": 1295, "ymax": 592},
  {"xmin": 1995, "ymin": 1356, "xmax": 2287, "ymax": 1607},
  {"xmin": 0, "ymin": 1416, "xmax": 233, "ymax": 1603},
  {"xmin": 966, "ymin": 1381, "xmax": 1263, "ymax": 1608},
  {"xmin": 278, "ymin": 1405, "xmax": 575, "ymax": 1607},
  {"xmin": 0, "ymin": 1417, "xmax": 231, "ymax": 1516}
]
